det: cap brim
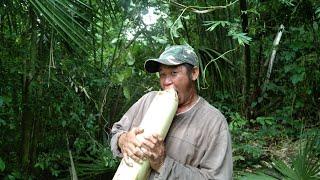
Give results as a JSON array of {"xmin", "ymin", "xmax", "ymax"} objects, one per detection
[
  {"xmin": 144, "ymin": 58, "xmax": 183, "ymax": 73},
  {"xmin": 144, "ymin": 59, "xmax": 161, "ymax": 73}
]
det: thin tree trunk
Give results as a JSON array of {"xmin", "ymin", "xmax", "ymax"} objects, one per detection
[
  {"xmin": 251, "ymin": 40, "xmax": 263, "ymax": 118},
  {"xmin": 100, "ymin": 0, "xmax": 106, "ymax": 70},
  {"xmin": 240, "ymin": 0, "xmax": 251, "ymax": 119},
  {"xmin": 21, "ymin": 9, "xmax": 37, "ymax": 175},
  {"xmin": 181, "ymin": 18, "xmax": 191, "ymax": 44},
  {"xmin": 21, "ymin": 78, "xmax": 33, "ymax": 174},
  {"xmin": 89, "ymin": 0, "xmax": 97, "ymax": 65},
  {"xmin": 30, "ymin": 30, "xmax": 46, "ymax": 172}
]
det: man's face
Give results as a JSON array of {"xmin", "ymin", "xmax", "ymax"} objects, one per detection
[{"xmin": 159, "ymin": 64, "xmax": 196, "ymax": 105}]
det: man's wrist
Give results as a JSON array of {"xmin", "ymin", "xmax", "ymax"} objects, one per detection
[{"xmin": 155, "ymin": 158, "xmax": 165, "ymax": 173}]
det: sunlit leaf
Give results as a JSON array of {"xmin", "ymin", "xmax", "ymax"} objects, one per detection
[
  {"xmin": 170, "ymin": 18, "xmax": 183, "ymax": 38},
  {"xmin": 126, "ymin": 52, "xmax": 135, "ymax": 65},
  {"xmin": 123, "ymin": 87, "xmax": 131, "ymax": 100},
  {"xmin": 151, "ymin": 36, "xmax": 168, "ymax": 44},
  {"xmin": 228, "ymin": 32, "xmax": 252, "ymax": 46},
  {"xmin": 279, "ymin": 0, "xmax": 295, "ymax": 6},
  {"xmin": 204, "ymin": 21, "xmax": 231, "ymax": 31},
  {"xmin": 316, "ymin": 7, "xmax": 320, "ymax": 18}
]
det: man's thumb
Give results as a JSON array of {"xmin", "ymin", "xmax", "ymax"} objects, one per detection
[{"xmin": 134, "ymin": 127, "xmax": 144, "ymax": 134}]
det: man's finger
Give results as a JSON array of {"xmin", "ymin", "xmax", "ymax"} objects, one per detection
[
  {"xmin": 142, "ymin": 139, "xmax": 156, "ymax": 149},
  {"xmin": 133, "ymin": 127, "xmax": 144, "ymax": 135},
  {"xmin": 132, "ymin": 146, "xmax": 145, "ymax": 158},
  {"xmin": 123, "ymin": 152, "xmax": 133, "ymax": 167},
  {"xmin": 133, "ymin": 139, "xmax": 143, "ymax": 147},
  {"xmin": 144, "ymin": 135, "xmax": 157, "ymax": 144},
  {"xmin": 153, "ymin": 134, "xmax": 163, "ymax": 142},
  {"xmin": 128, "ymin": 150, "xmax": 143, "ymax": 164},
  {"xmin": 141, "ymin": 146, "xmax": 152, "ymax": 157}
]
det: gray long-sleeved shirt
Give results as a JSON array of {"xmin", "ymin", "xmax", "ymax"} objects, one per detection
[{"xmin": 111, "ymin": 91, "xmax": 233, "ymax": 180}]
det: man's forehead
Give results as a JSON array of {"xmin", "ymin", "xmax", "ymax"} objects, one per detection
[{"xmin": 159, "ymin": 64, "xmax": 183, "ymax": 71}]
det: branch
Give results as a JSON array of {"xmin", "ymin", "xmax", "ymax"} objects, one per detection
[
  {"xmin": 266, "ymin": 24, "xmax": 285, "ymax": 80},
  {"xmin": 168, "ymin": 0, "xmax": 239, "ymax": 42},
  {"xmin": 203, "ymin": 48, "xmax": 237, "ymax": 73},
  {"xmin": 169, "ymin": 0, "xmax": 239, "ymax": 14}
]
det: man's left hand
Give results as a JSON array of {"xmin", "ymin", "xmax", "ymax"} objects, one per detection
[{"xmin": 141, "ymin": 134, "xmax": 165, "ymax": 173}]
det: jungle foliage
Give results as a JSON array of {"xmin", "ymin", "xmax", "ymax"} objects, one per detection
[{"xmin": 0, "ymin": 0, "xmax": 319, "ymax": 179}]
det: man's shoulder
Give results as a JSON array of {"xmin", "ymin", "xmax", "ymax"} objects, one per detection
[
  {"xmin": 140, "ymin": 90, "xmax": 158, "ymax": 100},
  {"xmin": 197, "ymin": 97, "xmax": 229, "ymax": 130},
  {"xmin": 134, "ymin": 90, "xmax": 159, "ymax": 107},
  {"xmin": 199, "ymin": 97, "xmax": 224, "ymax": 117}
]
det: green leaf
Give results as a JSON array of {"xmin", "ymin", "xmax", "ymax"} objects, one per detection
[
  {"xmin": 316, "ymin": 7, "xmax": 320, "ymax": 19},
  {"xmin": 116, "ymin": 73, "xmax": 125, "ymax": 83},
  {"xmin": 0, "ymin": 118, "xmax": 6, "ymax": 126},
  {"xmin": 0, "ymin": 157, "xmax": 5, "ymax": 172},
  {"xmin": 279, "ymin": 0, "xmax": 295, "ymax": 6},
  {"xmin": 204, "ymin": 21, "xmax": 231, "ymax": 31},
  {"xmin": 126, "ymin": 52, "xmax": 135, "ymax": 66},
  {"xmin": 229, "ymin": 32, "xmax": 252, "ymax": 46},
  {"xmin": 290, "ymin": 73, "xmax": 305, "ymax": 84},
  {"xmin": 62, "ymin": 120, "xmax": 67, "ymax": 127},
  {"xmin": 123, "ymin": 87, "xmax": 131, "ymax": 100},
  {"xmin": 111, "ymin": 38, "xmax": 118, "ymax": 44},
  {"xmin": 246, "ymin": 8, "xmax": 260, "ymax": 16},
  {"xmin": 28, "ymin": 0, "xmax": 94, "ymax": 52},
  {"xmin": 170, "ymin": 18, "xmax": 184, "ymax": 38},
  {"xmin": 238, "ymin": 172, "xmax": 278, "ymax": 180},
  {"xmin": 151, "ymin": 36, "xmax": 168, "ymax": 44},
  {"xmin": 35, "ymin": 162, "xmax": 45, "ymax": 170},
  {"xmin": 233, "ymin": 155, "xmax": 245, "ymax": 162}
]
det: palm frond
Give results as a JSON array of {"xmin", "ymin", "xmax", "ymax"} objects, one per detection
[
  {"xmin": 237, "ymin": 172, "xmax": 278, "ymax": 180},
  {"xmin": 239, "ymin": 134, "xmax": 320, "ymax": 180},
  {"xmin": 74, "ymin": 147, "xmax": 119, "ymax": 179},
  {"xmin": 273, "ymin": 134, "xmax": 320, "ymax": 180},
  {"xmin": 28, "ymin": 0, "xmax": 94, "ymax": 52}
]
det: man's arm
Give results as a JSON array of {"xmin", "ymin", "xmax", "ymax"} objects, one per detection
[{"xmin": 110, "ymin": 115, "xmax": 132, "ymax": 157}]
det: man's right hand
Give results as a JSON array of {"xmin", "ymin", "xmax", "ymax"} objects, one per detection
[{"xmin": 118, "ymin": 127, "xmax": 145, "ymax": 166}]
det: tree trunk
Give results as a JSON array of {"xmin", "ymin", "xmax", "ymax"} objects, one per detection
[
  {"xmin": 30, "ymin": 30, "xmax": 46, "ymax": 172},
  {"xmin": 21, "ymin": 9, "xmax": 37, "ymax": 175},
  {"xmin": 21, "ymin": 79, "xmax": 33, "ymax": 174},
  {"xmin": 240, "ymin": 0, "xmax": 251, "ymax": 119}
]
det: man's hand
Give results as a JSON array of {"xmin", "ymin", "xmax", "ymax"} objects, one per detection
[
  {"xmin": 141, "ymin": 134, "xmax": 166, "ymax": 173},
  {"xmin": 118, "ymin": 127, "xmax": 145, "ymax": 166}
]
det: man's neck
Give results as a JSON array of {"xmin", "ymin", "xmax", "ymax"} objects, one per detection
[{"xmin": 176, "ymin": 90, "xmax": 198, "ymax": 114}]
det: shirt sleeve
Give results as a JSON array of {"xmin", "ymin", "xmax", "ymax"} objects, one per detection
[
  {"xmin": 155, "ymin": 129, "xmax": 233, "ymax": 180},
  {"xmin": 110, "ymin": 115, "xmax": 131, "ymax": 157}
]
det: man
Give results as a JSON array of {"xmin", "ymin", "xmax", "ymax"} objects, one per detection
[{"xmin": 111, "ymin": 45, "xmax": 233, "ymax": 179}]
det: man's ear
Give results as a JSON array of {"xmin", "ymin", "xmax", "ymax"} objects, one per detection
[{"xmin": 191, "ymin": 67, "xmax": 199, "ymax": 81}]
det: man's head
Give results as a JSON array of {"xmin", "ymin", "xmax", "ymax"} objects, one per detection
[{"xmin": 144, "ymin": 45, "xmax": 200, "ymax": 107}]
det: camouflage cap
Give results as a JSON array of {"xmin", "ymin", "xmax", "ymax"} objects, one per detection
[{"xmin": 144, "ymin": 45, "xmax": 198, "ymax": 73}]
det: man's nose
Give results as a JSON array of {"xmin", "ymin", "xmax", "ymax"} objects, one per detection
[{"xmin": 163, "ymin": 76, "xmax": 173, "ymax": 86}]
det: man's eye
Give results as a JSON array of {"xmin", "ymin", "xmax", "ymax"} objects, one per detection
[{"xmin": 171, "ymin": 71, "xmax": 178, "ymax": 75}]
